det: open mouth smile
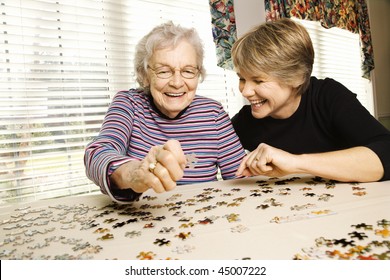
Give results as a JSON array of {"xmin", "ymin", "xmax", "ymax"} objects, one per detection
[
  {"xmin": 165, "ymin": 92, "xmax": 186, "ymax": 97},
  {"xmin": 250, "ymin": 99, "xmax": 267, "ymax": 107}
]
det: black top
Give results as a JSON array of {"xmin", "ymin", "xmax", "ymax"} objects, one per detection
[{"xmin": 232, "ymin": 77, "xmax": 390, "ymax": 181}]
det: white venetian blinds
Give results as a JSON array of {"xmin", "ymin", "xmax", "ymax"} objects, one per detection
[
  {"xmin": 293, "ymin": 18, "xmax": 374, "ymax": 115},
  {"xmin": 0, "ymin": 0, "xmax": 242, "ymax": 204}
]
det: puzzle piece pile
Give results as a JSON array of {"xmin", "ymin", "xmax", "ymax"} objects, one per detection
[
  {"xmin": 294, "ymin": 219, "xmax": 390, "ymax": 260},
  {"xmin": 0, "ymin": 176, "xmax": 388, "ymax": 260}
]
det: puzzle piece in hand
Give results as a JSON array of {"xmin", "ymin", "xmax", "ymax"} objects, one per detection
[{"xmin": 185, "ymin": 153, "xmax": 198, "ymax": 169}]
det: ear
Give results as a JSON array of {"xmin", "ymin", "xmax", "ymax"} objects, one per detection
[
  {"xmin": 291, "ymin": 77, "xmax": 304, "ymax": 89},
  {"xmin": 142, "ymin": 77, "xmax": 150, "ymax": 88}
]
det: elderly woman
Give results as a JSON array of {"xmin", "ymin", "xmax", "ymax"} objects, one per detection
[
  {"xmin": 84, "ymin": 21, "xmax": 246, "ymax": 202},
  {"xmin": 231, "ymin": 18, "xmax": 390, "ymax": 182}
]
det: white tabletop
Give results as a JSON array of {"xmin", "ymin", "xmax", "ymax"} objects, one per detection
[{"xmin": 1, "ymin": 175, "xmax": 389, "ymax": 260}]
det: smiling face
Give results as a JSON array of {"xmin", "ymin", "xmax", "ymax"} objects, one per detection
[
  {"xmin": 145, "ymin": 40, "xmax": 200, "ymax": 118},
  {"xmin": 237, "ymin": 70, "xmax": 301, "ymax": 119}
]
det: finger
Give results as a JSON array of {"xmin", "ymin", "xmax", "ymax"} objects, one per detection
[
  {"xmin": 247, "ymin": 161, "xmax": 263, "ymax": 175},
  {"xmin": 246, "ymin": 150, "xmax": 259, "ymax": 166},
  {"xmin": 157, "ymin": 149, "xmax": 185, "ymax": 181},
  {"xmin": 163, "ymin": 139, "xmax": 186, "ymax": 169},
  {"xmin": 257, "ymin": 161, "xmax": 273, "ymax": 173},
  {"xmin": 150, "ymin": 183, "xmax": 165, "ymax": 193},
  {"xmin": 151, "ymin": 162, "xmax": 177, "ymax": 191},
  {"xmin": 145, "ymin": 145, "xmax": 163, "ymax": 169},
  {"xmin": 236, "ymin": 155, "xmax": 249, "ymax": 175},
  {"xmin": 246, "ymin": 145, "xmax": 266, "ymax": 169},
  {"xmin": 244, "ymin": 149, "xmax": 263, "ymax": 174},
  {"xmin": 249, "ymin": 156, "xmax": 272, "ymax": 175},
  {"xmin": 256, "ymin": 145, "xmax": 274, "ymax": 173},
  {"xmin": 240, "ymin": 168, "xmax": 254, "ymax": 177},
  {"xmin": 147, "ymin": 172, "xmax": 166, "ymax": 194}
]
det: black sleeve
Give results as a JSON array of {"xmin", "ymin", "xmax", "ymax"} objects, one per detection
[
  {"xmin": 110, "ymin": 188, "xmax": 142, "ymax": 202},
  {"xmin": 321, "ymin": 79, "xmax": 390, "ymax": 181},
  {"xmin": 366, "ymin": 140, "xmax": 390, "ymax": 181}
]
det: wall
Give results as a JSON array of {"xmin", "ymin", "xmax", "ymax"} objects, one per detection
[
  {"xmin": 234, "ymin": 0, "xmax": 265, "ymax": 37},
  {"xmin": 234, "ymin": 0, "xmax": 265, "ymax": 107},
  {"xmin": 367, "ymin": 0, "xmax": 390, "ymax": 130}
]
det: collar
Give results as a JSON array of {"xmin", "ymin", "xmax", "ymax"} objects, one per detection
[{"xmin": 148, "ymin": 94, "xmax": 189, "ymax": 120}]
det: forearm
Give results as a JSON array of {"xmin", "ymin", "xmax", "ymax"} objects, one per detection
[
  {"xmin": 297, "ymin": 146, "xmax": 384, "ymax": 182},
  {"xmin": 84, "ymin": 142, "xmax": 131, "ymax": 189},
  {"xmin": 110, "ymin": 140, "xmax": 186, "ymax": 195}
]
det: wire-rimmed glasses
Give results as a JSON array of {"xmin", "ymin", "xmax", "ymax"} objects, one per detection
[{"xmin": 148, "ymin": 65, "xmax": 199, "ymax": 79}]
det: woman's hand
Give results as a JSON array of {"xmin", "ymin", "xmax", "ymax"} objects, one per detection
[
  {"xmin": 236, "ymin": 143, "xmax": 384, "ymax": 183},
  {"xmin": 147, "ymin": 139, "xmax": 187, "ymax": 193},
  {"xmin": 110, "ymin": 139, "xmax": 186, "ymax": 194},
  {"xmin": 236, "ymin": 143, "xmax": 299, "ymax": 178}
]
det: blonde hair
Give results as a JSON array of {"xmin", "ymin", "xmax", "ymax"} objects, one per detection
[
  {"xmin": 232, "ymin": 18, "xmax": 314, "ymax": 95},
  {"xmin": 134, "ymin": 21, "xmax": 206, "ymax": 88}
]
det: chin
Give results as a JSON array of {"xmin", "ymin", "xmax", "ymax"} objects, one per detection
[{"xmin": 251, "ymin": 110, "xmax": 268, "ymax": 119}]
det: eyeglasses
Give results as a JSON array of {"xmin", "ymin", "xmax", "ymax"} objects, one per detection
[{"xmin": 148, "ymin": 65, "xmax": 199, "ymax": 79}]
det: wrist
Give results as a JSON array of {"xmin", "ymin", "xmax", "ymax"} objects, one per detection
[{"xmin": 293, "ymin": 154, "xmax": 309, "ymax": 174}]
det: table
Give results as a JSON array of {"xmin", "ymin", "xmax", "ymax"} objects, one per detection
[{"xmin": 1, "ymin": 175, "xmax": 389, "ymax": 260}]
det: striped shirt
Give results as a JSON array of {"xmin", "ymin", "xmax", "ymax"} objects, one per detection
[{"xmin": 84, "ymin": 89, "xmax": 246, "ymax": 202}]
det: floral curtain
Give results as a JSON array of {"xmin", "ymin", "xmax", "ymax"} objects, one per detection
[
  {"xmin": 209, "ymin": 0, "xmax": 237, "ymax": 70},
  {"xmin": 264, "ymin": 0, "xmax": 374, "ymax": 79}
]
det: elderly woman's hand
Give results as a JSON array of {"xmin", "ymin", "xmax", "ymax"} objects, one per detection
[
  {"xmin": 109, "ymin": 139, "xmax": 186, "ymax": 194},
  {"xmin": 146, "ymin": 139, "xmax": 187, "ymax": 193}
]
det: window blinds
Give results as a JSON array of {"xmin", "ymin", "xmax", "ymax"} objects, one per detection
[
  {"xmin": 294, "ymin": 18, "xmax": 373, "ymax": 114},
  {"xmin": 0, "ymin": 0, "xmax": 242, "ymax": 204}
]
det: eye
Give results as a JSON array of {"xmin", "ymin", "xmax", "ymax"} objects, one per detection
[
  {"xmin": 238, "ymin": 78, "xmax": 246, "ymax": 85},
  {"xmin": 155, "ymin": 67, "xmax": 172, "ymax": 75},
  {"xmin": 182, "ymin": 68, "xmax": 196, "ymax": 75}
]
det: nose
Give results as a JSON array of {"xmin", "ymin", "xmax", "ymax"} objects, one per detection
[
  {"xmin": 169, "ymin": 70, "xmax": 185, "ymax": 88},
  {"xmin": 240, "ymin": 81, "xmax": 255, "ymax": 98}
]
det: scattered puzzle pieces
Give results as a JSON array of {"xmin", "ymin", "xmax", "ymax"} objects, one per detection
[
  {"xmin": 230, "ymin": 224, "xmax": 249, "ymax": 233},
  {"xmin": 172, "ymin": 244, "xmax": 195, "ymax": 254},
  {"xmin": 153, "ymin": 238, "xmax": 171, "ymax": 246},
  {"xmin": 375, "ymin": 228, "xmax": 390, "ymax": 238},
  {"xmin": 0, "ymin": 175, "xmax": 388, "ymax": 261},
  {"xmin": 137, "ymin": 251, "xmax": 155, "ymax": 260},
  {"xmin": 175, "ymin": 232, "xmax": 192, "ymax": 240}
]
